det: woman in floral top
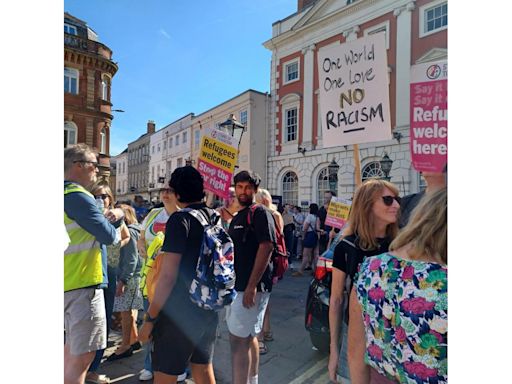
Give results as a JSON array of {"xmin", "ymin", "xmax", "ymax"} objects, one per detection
[{"xmin": 348, "ymin": 188, "xmax": 447, "ymax": 383}]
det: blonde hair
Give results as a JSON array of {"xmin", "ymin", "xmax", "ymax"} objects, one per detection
[
  {"xmin": 90, "ymin": 181, "xmax": 114, "ymax": 209},
  {"xmin": 344, "ymin": 178, "xmax": 399, "ymax": 250},
  {"xmin": 117, "ymin": 204, "xmax": 138, "ymax": 225},
  {"xmin": 390, "ymin": 188, "xmax": 447, "ymax": 264},
  {"xmin": 255, "ymin": 188, "xmax": 277, "ymax": 211}
]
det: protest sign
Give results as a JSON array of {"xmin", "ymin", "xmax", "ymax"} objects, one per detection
[
  {"xmin": 325, "ymin": 197, "xmax": 352, "ymax": 229},
  {"xmin": 410, "ymin": 60, "xmax": 447, "ymax": 173},
  {"xmin": 317, "ymin": 33, "xmax": 392, "ymax": 147},
  {"xmin": 197, "ymin": 128, "xmax": 238, "ymax": 199}
]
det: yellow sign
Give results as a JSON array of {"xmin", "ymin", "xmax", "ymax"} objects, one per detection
[
  {"xmin": 198, "ymin": 135, "xmax": 237, "ymax": 173},
  {"xmin": 325, "ymin": 197, "xmax": 352, "ymax": 229}
]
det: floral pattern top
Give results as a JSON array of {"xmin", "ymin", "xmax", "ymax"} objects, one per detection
[{"xmin": 355, "ymin": 253, "xmax": 447, "ymax": 384}]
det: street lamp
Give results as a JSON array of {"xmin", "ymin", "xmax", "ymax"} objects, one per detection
[
  {"xmin": 327, "ymin": 158, "xmax": 339, "ymax": 192},
  {"xmin": 380, "ymin": 152, "xmax": 393, "ymax": 181},
  {"xmin": 218, "ymin": 113, "xmax": 245, "ymax": 149}
]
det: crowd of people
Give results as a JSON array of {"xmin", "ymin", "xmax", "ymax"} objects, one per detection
[{"xmin": 64, "ymin": 143, "xmax": 447, "ymax": 384}]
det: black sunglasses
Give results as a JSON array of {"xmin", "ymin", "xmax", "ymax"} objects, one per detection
[
  {"xmin": 159, "ymin": 188, "xmax": 173, "ymax": 194},
  {"xmin": 74, "ymin": 160, "xmax": 99, "ymax": 167},
  {"xmin": 95, "ymin": 194, "xmax": 109, "ymax": 200},
  {"xmin": 382, "ymin": 195, "xmax": 401, "ymax": 206}
]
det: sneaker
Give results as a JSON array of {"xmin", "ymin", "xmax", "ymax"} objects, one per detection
[
  {"xmin": 177, "ymin": 372, "xmax": 187, "ymax": 382},
  {"xmin": 139, "ymin": 369, "xmax": 153, "ymax": 381}
]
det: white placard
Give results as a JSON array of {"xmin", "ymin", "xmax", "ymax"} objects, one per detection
[{"xmin": 317, "ymin": 34, "xmax": 392, "ymax": 147}]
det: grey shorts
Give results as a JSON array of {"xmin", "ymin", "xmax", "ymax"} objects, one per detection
[
  {"xmin": 226, "ymin": 291, "xmax": 270, "ymax": 338},
  {"xmin": 64, "ymin": 288, "xmax": 106, "ymax": 355}
]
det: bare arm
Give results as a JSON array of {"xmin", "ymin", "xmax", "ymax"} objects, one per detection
[
  {"xmin": 273, "ymin": 211, "xmax": 285, "ymax": 235},
  {"xmin": 347, "ymin": 287, "xmax": 370, "ymax": 384},
  {"xmin": 328, "ymin": 267, "xmax": 347, "ymax": 382},
  {"xmin": 119, "ymin": 223, "xmax": 131, "ymax": 248},
  {"xmin": 137, "ymin": 230, "xmax": 147, "ymax": 259},
  {"xmin": 138, "ymin": 251, "xmax": 181, "ymax": 344},
  {"xmin": 243, "ymin": 241, "xmax": 274, "ymax": 308}
]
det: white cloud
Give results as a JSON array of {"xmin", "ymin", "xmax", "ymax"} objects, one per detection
[{"xmin": 159, "ymin": 28, "xmax": 171, "ymax": 40}]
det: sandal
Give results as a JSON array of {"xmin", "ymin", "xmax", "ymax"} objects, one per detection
[
  {"xmin": 258, "ymin": 341, "xmax": 268, "ymax": 355},
  {"xmin": 264, "ymin": 331, "xmax": 274, "ymax": 341},
  {"xmin": 85, "ymin": 372, "xmax": 111, "ymax": 384}
]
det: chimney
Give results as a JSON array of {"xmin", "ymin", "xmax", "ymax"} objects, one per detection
[
  {"xmin": 147, "ymin": 120, "xmax": 155, "ymax": 134},
  {"xmin": 298, "ymin": 0, "xmax": 317, "ymax": 12}
]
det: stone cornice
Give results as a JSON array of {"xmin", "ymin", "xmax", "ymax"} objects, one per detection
[
  {"xmin": 64, "ymin": 47, "xmax": 118, "ymax": 75},
  {"xmin": 265, "ymin": 0, "xmax": 411, "ymax": 53},
  {"xmin": 393, "ymin": 0, "xmax": 415, "ymax": 16}
]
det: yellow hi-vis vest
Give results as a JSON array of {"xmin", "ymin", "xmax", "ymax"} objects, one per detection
[
  {"xmin": 139, "ymin": 208, "xmax": 165, "ymax": 298},
  {"xmin": 64, "ymin": 183, "xmax": 103, "ymax": 292}
]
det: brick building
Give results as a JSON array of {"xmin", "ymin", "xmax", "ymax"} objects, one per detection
[
  {"xmin": 263, "ymin": 0, "xmax": 447, "ymax": 206},
  {"xmin": 64, "ymin": 12, "xmax": 119, "ymax": 180}
]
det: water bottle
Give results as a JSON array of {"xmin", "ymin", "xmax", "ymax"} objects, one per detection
[{"xmin": 96, "ymin": 197, "xmax": 104, "ymax": 213}]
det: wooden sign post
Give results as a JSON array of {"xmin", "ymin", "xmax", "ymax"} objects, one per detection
[{"xmin": 353, "ymin": 144, "xmax": 362, "ymax": 187}]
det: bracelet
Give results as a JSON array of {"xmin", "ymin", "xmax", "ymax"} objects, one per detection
[{"xmin": 144, "ymin": 313, "xmax": 158, "ymax": 323}]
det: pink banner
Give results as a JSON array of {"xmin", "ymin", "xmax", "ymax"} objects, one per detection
[
  {"xmin": 409, "ymin": 61, "xmax": 447, "ymax": 173},
  {"xmin": 325, "ymin": 216, "xmax": 347, "ymax": 230},
  {"xmin": 197, "ymin": 159, "xmax": 232, "ymax": 199}
]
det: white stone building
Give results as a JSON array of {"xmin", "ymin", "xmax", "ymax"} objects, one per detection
[
  {"xmin": 148, "ymin": 113, "xmax": 194, "ymax": 201},
  {"xmin": 112, "ymin": 149, "xmax": 128, "ymax": 200},
  {"xmin": 190, "ymin": 90, "xmax": 271, "ymax": 187},
  {"xmin": 263, "ymin": 0, "xmax": 447, "ymax": 206}
]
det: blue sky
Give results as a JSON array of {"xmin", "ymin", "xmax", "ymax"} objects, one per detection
[{"xmin": 64, "ymin": 0, "xmax": 297, "ymax": 156}]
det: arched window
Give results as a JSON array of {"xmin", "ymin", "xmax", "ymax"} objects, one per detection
[
  {"xmin": 64, "ymin": 67, "xmax": 79, "ymax": 94},
  {"xmin": 282, "ymin": 171, "xmax": 298, "ymax": 206},
  {"xmin": 64, "ymin": 121, "xmax": 77, "ymax": 148},
  {"xmin": 361, "ymin": 162, "xmax": 384, "ymax": 181},
  {"xmin": 101, "ymin": 75, "xmax": 111, "ymax": 100},
  {"xmin": 100, "ymin": 128, "xmax": 107, "ymax": 154},
  {"xmin": 317, "ymin": 168, "xmax": 337, "ymax": 204}
]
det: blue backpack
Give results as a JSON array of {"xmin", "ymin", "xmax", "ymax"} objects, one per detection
[{"xmin": 181, "ymin": 208, "xmax": 237, "ymax": 311}]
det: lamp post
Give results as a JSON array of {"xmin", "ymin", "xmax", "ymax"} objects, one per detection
[
  {"xmin": 218, "ymin": 113, "xmax": 245, "ymax": 149},
  {"xmin": 379, "ymin": 152, "xmax": 393, "ymax": 181},
  {"xmin": 327, "ymin": 158, "xmax": 339, "ymax": 192}
]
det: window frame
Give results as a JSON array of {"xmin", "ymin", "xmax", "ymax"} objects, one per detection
[
  {"xmin": 64, "ymin": 23, "xmax": 77, "ymax": 35},
  {"xmin": 64, "ymin": 121, "xmax": 78, "ymax": 148},
  {"xmin": 99, "ymin": 128, "xmax": 107, "ymax": 154},
  {"xmin": 282, "ymin": 171, "xmax": 299, "ymax": 206},
  {"xmin": 182, "ymin": 131, "xmax": 187, "ymax": 144},
  {"xmin": 364, "ymin": 20, "xmax": 390, "ymax": 50},
  {"xmin": 282, "ymin": 58, "xmax": 300, "ymax": 85},
  {"xmin": 101, "ymin": 74, "xmax": 111, "ymax": 101},
  {"xmin": 64, "ymin": 67, "xmax": 79, "ymax": 95},
  {"xmin": 240, "ymin": 109, "xmax": 248, "ymax": 128},
  {"xmin": 284, "ymin": 107, "xmax": 298, "ymax": 143},
  {"xmin": 361, "ymin": 161, "xmax": 384, "ymax": 182},
  {"xmin": 419, "ymin": 0, "xmax": 447, "ymax": 38}
]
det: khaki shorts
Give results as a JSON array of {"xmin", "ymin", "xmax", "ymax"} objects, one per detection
[
  {"xmin": 64, "ymin": 288, "xmax": 106, "ymax": 355},
  {"xmin": 226, "ymin": 291, "xmax": 270, "ymax": 338}
]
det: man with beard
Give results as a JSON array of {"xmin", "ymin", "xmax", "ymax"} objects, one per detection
[{"xmin": 227, "ymin": 170, "xmax": 276, "ymax": 384}]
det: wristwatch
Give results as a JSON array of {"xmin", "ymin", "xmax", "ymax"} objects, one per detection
[{"xmin": 143, "ymin": 313, "xmax": 158, "ymax": 323}]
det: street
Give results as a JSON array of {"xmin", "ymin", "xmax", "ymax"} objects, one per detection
[{"xmin": 99, "ymin": 260, "xmax": 332, "ymax": 383}]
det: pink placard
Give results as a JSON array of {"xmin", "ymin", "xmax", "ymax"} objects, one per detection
[
  {"xmin": 410, "ymin": 61, "xmax": 448, "ymax": 173},
  {"xmin": 197, "ymin": 159, "xmax": 233, "ymax": 199}
]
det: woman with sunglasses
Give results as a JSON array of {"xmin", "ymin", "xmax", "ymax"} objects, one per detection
[
  {"xmin": 86, "ymin": 182, "xmax": 130, "ymax": 384},
  {"xmin": 328, "ymin": 179, "xmax": 400, "ymax": 384}
]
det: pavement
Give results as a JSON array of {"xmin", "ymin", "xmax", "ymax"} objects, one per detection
[{"xmin": 95, "ymin": 259, "xmax": 332, "ymax": 384}]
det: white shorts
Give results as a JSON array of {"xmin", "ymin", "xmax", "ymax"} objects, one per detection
[{"xmin": 226, "ymin": 291, "xmax": 270, "ymax": 338}]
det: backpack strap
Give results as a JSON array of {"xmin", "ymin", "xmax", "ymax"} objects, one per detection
[
  {"xmin": 182, "ymin": 207, "xmax": 219, "ymax": 228},
  {"xmin": 243, "ymin": 204, "xmax": 260, "ymax": 242}
]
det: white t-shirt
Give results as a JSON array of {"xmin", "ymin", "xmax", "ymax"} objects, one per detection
[
  {"xmin": 141, "ymin": 207, "xmax": 170, "ymax": 248},
  {"xmin": 303, "ymin": 213, "xmax": 318, "ymax": 232}
]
